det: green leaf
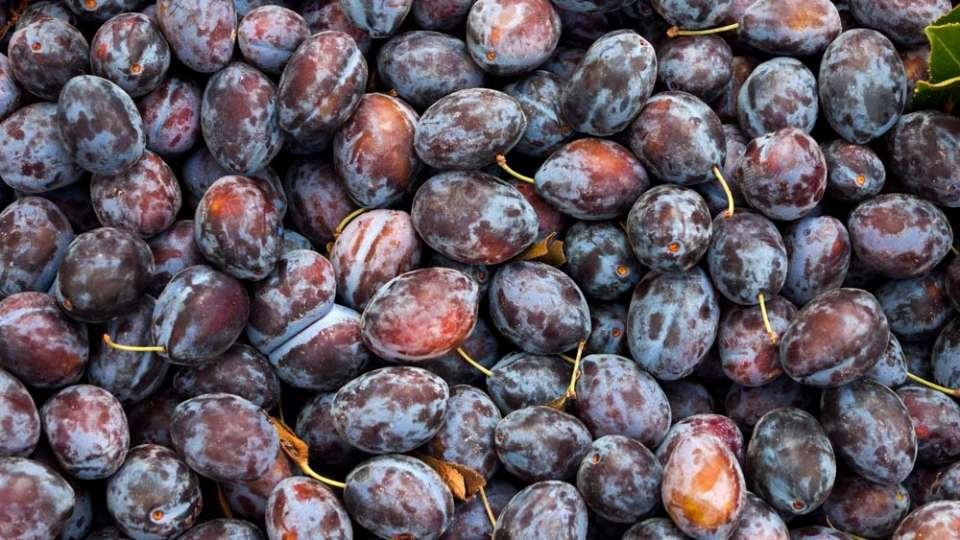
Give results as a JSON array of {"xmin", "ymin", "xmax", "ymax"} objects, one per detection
[
  {"xmin": 933, "ymin": 5, "xmax": 960, "ymax": 26},
  {"xmin": 912, "ymin": 76, "xmax": 960, "ymax": 114},
  {"xmin": 925, "ymin": 23, "xmax": 960, "ymax": 83}
]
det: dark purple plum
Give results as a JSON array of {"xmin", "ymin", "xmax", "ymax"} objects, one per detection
[
  {"xmin": 413, "ymin": 171, "xmax": 537, "ymax": 265},
  {"xmin": 658, "ymin": 35, "xmax": 732, "ymax": 102},
  {"xmin": 0, "ymin": 197, "xmax": 74, "ymax": 297},
  {"xmin": 724, "ymin": 376, "xmax": 816, "ymax": 430},
  {"xmin": 780, "ymin": 288, "xmax": 889, "ymax": 387},
  {"xmin": 577, "ymin": 435, "xmax": 662, "ymax": 523},
  {"xmin": 42, "ymin": 384, "xmax": 130, "ymax": 479},
  {"xmin": 892, "ymin": 500, "xmax": 960, "ymax": 539},
  {"xmin": 651, "ymin": 0, "xmax": 732, "ymax": 27},
  {"xmin": 486, "ymin": 352, "xmax": 571, "ymax": 413},
  {"xmin": 238, "ymin": 6, "xmax": 309, "ymax": 74},
  {"xmin": 173, "ymin": 344, "xmax": 280, "ymax": 409},
  {"xmin": 627, "ymin": 266, "xmax": 719, "ymax": 380},
  {"xmin": 563, "ymin": 221, "xmax": 640, "ymax": 300},
  {"xmin": 377, "ymin": 31, "xmax": 485, "ymax": 110},
  {"xmin": 57, "ymin": 75, "xmax": 146, "ymax": 176},
  {"xmin": 730, "ymin": 492, "xmax": 789, "ymax": 540},
  {"xmin": 933, "ymin": 318, "xmax": 960, "ymax": 389},
  {"xmin": 737, "ymin": 57, "xmax": 818, "ymax": 138},
  {"xmin": 629, "ymin": 91, "xmax": 725, "ymax": 185},
  {"xmin": 332, "ymin": 366, "xmax": 449, "ymax": 453},
  {"xmin": 344, "ymin": 455, "xmax": 454, "ymax": 540},
  {"xmin": 848, "ymin": 194, "xmax": 953, "ymax": 280},
  {"xmin": 423, "ymin": 385, "xmax": 501, "ymax": 479},
  {"xmin": 0, "ymin": 292, "xmax": 88, "ymax": 388},
  {"xmin": 266, "ymin": 477, "xmax": 352, "ymax": 539},
  {"xmin": 334, "ymin": 92, "xmax": 420, "ymax": 209},
  {"xmin": 747, "ymin": 407, "xmax": 836, "ymax": 515},
  {"xmin": 542, "ymin": 46, "xmax": 586, "ymax": 80},
  {"xmin": 781, "ymin": 216, "xmax": 851, "ymax": 306},
  {"xmin": 708, "ymin": 212, "xmax": 787, "ymax": 306},
  {"xmin": 88, "ymin": 296, "xmax": 168, "ymax": 404},
  {"xmin": 897, "ymin": 385, "xmax": 960, "ymax": 465},
  {"xmin": 170, "ymin": 393, "xmax": 278, "ymax": 481},
  {"xmin": 440, "ymin": 477, "xmax": 516, "ymax": 540},
  {"xmin": 719, "ymin": 296, "xmax": 795, "ymax": 386},
  {"xmin": 575, "ymin": 354, "xmax": 671, "ymax": 447},
  {"xmin": 738, "ymin": 0, "xmax": 842, "ymax": 57},
  {"xmin": 90, "ymin": 151, "xmax": 181, "ymax": 237},
  {"xmin": 822, "ymin": 140, "xmax": 886, "ymax": 202},
  {"xmin": 301, "ymin": 0, "xmax": 372, "ymax": 53},
  {"xmin": 412, "ymin": 0, "xmax": 474, "ymax": 30},
  {"xmin": 156, "ymin": 0, "xmax": 235, "ymax": 73},
  {"xmin": 55, "ymin": 227, "xmax": 154, "ymax": 323},
  {"xmin": 8, "ymin": 17, "xmax": 88, "ymax": 101},
  {"xmin": 222, "ymin": 450, "xmax": 295, "ymax": 521},
  {"xmin": 713, "ymin": 55, "xmax": 756, "ymax": 124},
  {"xmin": 931, "ymin": 461, "xmax": 960, "ymax": 501},
  {"xmin": 0, "ymin": 368, "xmax": 40, "ymax": 457},
  {"xmin": 884, "ymin": 111, "xmax": 960, "ymax": 208},
  {"xmin": 822, "ymin": 474, "xmax": 910, "ymax": 539},
  {"xmin": 661, "ymin": 379, "xmax": 715, "ymax": 421},
  {"xmin": 465, "ymin": 0, "xmax": 561, "ymax": 76},
  {"xmin": 138, "ymin": 77, "xmax": 202, "ymax": 157},
  {"xmin": 278, "ymin": 31, "xmax": 367, "ymax": 145},
  {"xmin": 866, "ymin": 333, "xmax": 909, "ymax": 388},
  {"xmin": 0, "ymin": 457, "xmax": 75, "ymax": 540},
  {"xmin": 126, "ymin": 395, "xmax": 176, "ymax": 447},
  {"xmin": 493, "ymin": 480, "xmax": 587, "ymax": 539},
  {"xmin": 294, "ymin": 392, "xmax": 362, "ymax": 467},
  {"xmin": 489, "ymin": 261, "xmax": 591, "ymax": 355},
  {"xmin": 534, "ymin": 138, "xmax": 650, "ymax": 220},
  {"xmin": 90, "ymin": 12, "xmax": 169, "ymax": 98},
  {"xmin": 627, "ymin": 185, "xmax": 711, "ymax": 273},
  {"xmin": 848, "ymin": 0, "xmax": 951, "ymax": 46},
  {"xmin": 415, "ymin": 88, "xmax": 526, "ymax": 170},
  {"xmin": 503, "ymin": 70, "xmax": 573, "ymax": 157},
  {"xmin": 736, "ymin": 128, "xmax": 827, "ymax": 221},
  {"xmin": 147, "ymin": 220, "xmax": 203, "ymax": 295},
  {"xmin": 0, "ymin": 103, "xmax": 84, "ymax": 194},
  {"xmin": 878, "ymin": 272, "xmax": 951, "ymax": 343},
  {"xmin": 495, "ymin": 405, "xmax": 592, "ymax": 482},
  {"xmin": 340, "ymin": 0, "xmax": 412, "ymax": 38},
  {"xmin": 622, "ymin": 518, "xmax": 687, "ymax": 540},
  {"xmin": 562, "ymin": 30, "xmax": 657, "ymax": 136},
  {"xmin": 585, "ymin": 302, "xmax": 627, "ymax": 355},
  {"xmin": 106, "ymin": 444, "xmax": 201, "ymax": 539}
]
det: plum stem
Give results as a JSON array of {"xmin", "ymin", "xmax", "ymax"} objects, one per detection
[
  {"xmin": 334, "ymin": 207, "xmax": 369, "ymax": 237},
  {"xmin": 479, "ymin": 485, "xmax": 497, "ymax": 528},
  {"xmin": 952, "ymin": 245, "xmax": 959, "ymax": 256},
  {"xmin": 564, "ymin": 340, "xmax": 588, "ymax": 400},
  {"xmin": 667, "ymin": 22, "xmax": 740, "ymax": 38},
  {"xmin": 216, "ymin": 483, "xmax": 234, "ymax": 519},
  {"xmin": 457, "ymin": 348, "xmax": 494, "ymax": 377},
  {"xmin": 559, "ymin": 354, "xmax": 577, "ymax": 366},
  {"xmin": 906, "ymin": 372, "xmax": 960, "ymax": 398},
  {"xmin": 270, "ymin": 416, "xmax": 348, "ymax": 489},
  {"xmin": 102, "ymin": 334, "xmax": 166, "ymax": 353},
  {"xmin": 757, "ymin": 293, "xmax": 778, "ymax": 344},
  {"xmin": 711, "ymin": 165, "xmax": 735, "ymax": 218},
  {"xmin": 496, "ymin": 155, "xmax": 536, "ymax": 185}
]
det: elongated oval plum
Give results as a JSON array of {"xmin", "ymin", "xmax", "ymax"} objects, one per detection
[
  {"xmin": 8, "ymin": 17, "xmax": 88, "ymax": 101},
  {"xmin": 896, "ymin": 385, "xmax": 960, "ymax": 465},
  {"xmin": 377, "ymin": 31, "xmax": 486, "ymax": 110},
  {"xmin": 823, "ymin": 140, "xmax": 886, "ymax": 202},
  {"xmin": 627, "ymin": 185, "xmax": 711, "ymax": 273},
  {"xmin": 879, "ymin": 273, "xmax": 951, "ymax": 343},
  {"xmin": 238, "ymin": 6, "xmax": 309, "ymax": 75},
  {"xmin": 91, "ymin": 151, "xmax": 181, "ymax": 237},
  {"xmin": 575, "ymin": 354, "xmax": 671, "ymax": 447},
  {"xmin": 42, "ymin": 384, "xmax": 129, "ymax": 479},
  {"xmin": 495, "ymin": 406, "xmax": 592, "ymax": 481},
  {"xmin": 0, "ymin": 197, "xmax": 73, "ymax": 297},
  {"xmin": 821, "ymin": 378, "xmax": 917, "ymax": 485},
  {"xmin": 562, "ymin": 30, "xmax": 656, "ymax": 136},
  {"xmin": 340, "ymin": 0, "xmax": 411, "ymax": 38},
  {"xmin": 345, "ymin": 455, "xmax": 454, "ymax": 540},
  {"xmin": 662, "ymin": 379, "xmax": 715, "ymax": 421},
  {"xmin": 848, "ymin": 193, "xmax": 952, "ymax": 280},
  {"xmin": 739, "ymin": 0, "xmax": 842, "ymax": 57},
  {"xmin": 266, "ymin": 477, "xmax": 352, "ymax": 540},
  {"xmin": 503, "ymin": 70, "xmax": 572, "ymax": 157},
  {"xmin": 173, "ymin": 344, "xmax": 280, "ymax": 409},
  {"xmin": 58, "ymin": 75, "xmax": 146, "ymax": 175},
  {"xmin": 0, "ymin": 457, "xmax": 75, "ymax": 540},
  {"xmin": 884, "ymin": 111, "xmax": 960, "ymax": 207},
  {"xmin": 294, "ymin": 392, "xmax": 361, "ymax": 467},
  {"xmin": 662, "ymin": 433, "xmax": 745, "ymax": 539},
  {"xmin": 819, "ymin": 29, "xmax": 907, "ymax": 144},
  {"xmin": 424, "ymin": 384, "xmax": 501, "ymax": 479},
  {"xmin": 655, "ymin": 414, "xmax": 745, "ymax": 466},
  {"xmin": 361, "ymin": 267, "xmax": 479, "ymax": 362},
  {"xmin": 466, "ymin": 0, "xmax": 561, "ymax": 76},
  {"xmin": 170, "ymin": 393, "xmax": 279, "ymax": 482},
  {"xmin": 333, "ymin": 366, "xmax": 448, "ymax": 453},
  {"xmin": 152, "ymin": 265, "xmax": 250, "ymax": 365},
  {"xmin": 278, "ymin": 31, "xmax": 367, "ymax": 144},
  {"xmin": 564, "ymin": 222, "xmax": 640, "ymax": 301},
  {"xmin": 707, "ymin": 212, "xmax": 787, "ymax": 306},
  {"xmin": 106, "ymin": 444, "xmax": 201, "ymax": 539},
  {"xmin": 577, "ymin": 435, "xmax": 662, "ymax": 524},
  {"xmin": 737, "ymin": 128, "xmax": 826, "ymax": 221},
  {"xmin": 782, "ymin": 216, "xmax": 851, "ymax": 306},
  {"xmin": 0, "ymin": 103, "xmax": 84, "ymax": 194},
  {"xmin": 147, "ymin": 220, "xmax": 203, "ymax": 295},
  {"xmin": 0, "ymin": 369, "xmax": 40, "ymax": 457},
  {"xmin": 724, "ymin": 376, "xmax": 816, "ymax": 430},
  {"xmin": 658, "ymin": 36, "xmax": 732, "ymax": 103},
  {"xmin": 414, "ymin": 88, "xmax": 526, "ymax": 170},
  {"xmin": 848, "ymin": 0, "xmax": 952, "ymax": 46},
  {"xmin": 156, "ymin": 0, "xmax": 236, "ymax": 73},
  {"xmin": 627, "ymin": 266, "xmax": 719, "ymax": 380},
  {"xmin": 629, "ymin": 91, "xmax": 725, "ymax": 185},
  {"xmin": 719, "ymin": 297, "xmax": 795, "ymax": 386},
  {"xmin": 585, "ymin": 302, "xmax": 627, "ymax": 356},
  {"xmin": 0, "ymin": 292, "xmax": 88, "ymax": 388},
  {"xmin": 138, "ymin": 77, "xmax": 202, "ymax": 157},
  {"xmin": 737, "ymin": 57, "xmax": 818, "ymax": 138},
  {"xmin": 195, "ymin": 175, "xmax": 283, "ymax": 281},
  {"xmin": 268, "ymin": 304, "xmax": 371, "ymax": 391},
  {"xmin": 489, "ymin": 261, "xmax": 591, "ymax": 355},
  {"xmin": 821, "ymin": 475, "xmax": 909, "ymax": 539},
  {"xmin": 245, "ymin": 249, "xmax": 335, "ymax": 354},
  {"xmin": 486, "ymin": 351, "xmax": 571, "ymax": 413},
  {"xmin": 494, "ymin": 481, "xmax": 588, "ymax": 539},
  {"xmin": 201, "ymin": 62, "xmax": 282, "ymax": 175},
  {"xmin": 781, "ymin": 288, "xmax": 889, "ymax": 387},
  {"xmin": 55, "ymin": 227, "xmax": 154, "ymax": 323},
  {"xmin": 413, "ymin": 171, "xmax": 538, "ymax": 266},
  {"xmin": 747, "ymin": 407, "xmax": 836, "ymax": 515},
  {"xmin": 90, "ymin": 12, "xmax": 170, "ymax": 98},
  {"xmin": 284, "ymin": 160, "xmax": 357, "ymax": 247},
  {"xmin": 89, "ymin": 297, "xmax": 167, "ymax": 404},
  {"xmin": 730, "ymin": 493, "xmax": 789, "ymax": 540},
  {"xmin": 534, "ymin": 138, "xmax": 649, "ymax": 220},
  {"xmin": 934, "ymin": 318, "xmax": 960, "ymax": 389},
  {"xmin": 334, "ymin": 93, "xmax": 419, "ymax": 208}
]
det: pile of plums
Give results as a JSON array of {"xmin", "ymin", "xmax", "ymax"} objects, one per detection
[{"xmin": 2, "ymin": 0, "xmax": 960, "ymax": 538}]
